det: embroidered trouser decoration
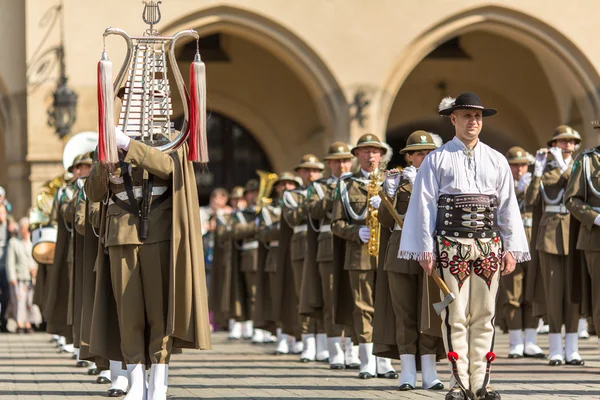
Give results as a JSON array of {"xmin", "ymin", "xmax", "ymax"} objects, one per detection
[{"xmin": 436, "ymin": 235, "xmax": 502, "ymax": 392}]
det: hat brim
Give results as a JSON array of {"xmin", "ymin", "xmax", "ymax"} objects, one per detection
[
  {"xmin": 323, "ymin": 153, "xmax": 354, "ymax": 161},
  {"xmin": 591, "ymin": 121, "xmax": 600, "ymax": 129},
  {"xmin": 400, "ymin": 144, "xmax": 438, "ymax": 154},
  {"xmin": 507, "ymin": 158, "xmax": 531, "ymax": 165},
  {"xmin": 351, "ymin": 143, "xmax": 388, "ymax": 156},
  {"xmin": 274, "ymin": 178, "xmax": 300, "ymax": 186},
  {"xmin": 547, "ymin": 134, "xmax": 582, "ymax": 147},
  {"xmin": 294, "ymin": 162, "xmax": 324, "ymax": 171},
  {"xmin": 439, "ymin": 106, "xmax": 497, "ymax": 117}
]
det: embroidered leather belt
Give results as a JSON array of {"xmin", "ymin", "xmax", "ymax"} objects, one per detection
[
  {"xmin": 269, "ymin": 241, "xmax": 279, "ymax": 247},
  {"xmin": 522, "ymin": 217, "xmax": 533, "ymax": 228},
  {"xmin": 108, "ymin": 186, "xmax": 168, "ymax": 205},
  {"xmin": 241, "ymin": 241, "xmax": 259, "ymax": 250},
  {"xmin": 319, "ymin": 224, "xmax": 332, "ymax": 233},
  {"xmin": 436, "ymin": 194, "xmax": 498, "ymax": 238},
  {"xmin": 294, "ymin": 224, "xmax": 308, "ymax": 234},
  {"xmin": 544, "ymin": 204, "xmax": 569, "ymax": 214}
]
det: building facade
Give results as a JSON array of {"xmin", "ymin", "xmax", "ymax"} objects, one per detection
[{"xmin": 1, "ymin": 0, "xmax": 600, "ymax": 214}]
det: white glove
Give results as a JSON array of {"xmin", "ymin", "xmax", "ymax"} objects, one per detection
[
  {"xmin": 517, "ymin": 172, "xmax": 532, "ymax": 194},
  {"xmin": 384, "ymin": 171, "xmax": 401, "ymax": 197},
  {"xmin": 549, "ymin": 146, "xmax": 569, "ymax": 173},
  {"xmin": 115, "ymin": 127, "xmax": 131, "ymax": 151},
  {"xmin": 595, "ymin": 214, "xmax": 600, "ymax": 227},
  {"xmin": 369, "ymin": 195, "xmax": 381, "ymax": 209},
  {"xmin": 358, "ymin": 226, "xmax": 370, "ymax": 243},
  {"xmin": 533, "ymin": 149, "xmax": 548, "ymax": 177},
  {"xmin": 403, "ymin": 165, "xmax": 417, "ymax": 185}
]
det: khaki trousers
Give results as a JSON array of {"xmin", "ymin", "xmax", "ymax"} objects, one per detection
[
  {"xmin": 388, "ymin": 271, "xmax": 439, "ymax": 355},
  {"xmin": 243, "ymin": 271, "xmax": 256, "ymax": 321},
  {"xmin": 585, "ymin": 251, "xmax": 600, "ymax": 337},
  {"xmin": 318, "ymin": 261, "xmax": 343, "ymax": 337},
  {"xmin": 502, "ymin": 263, "xmax": 537, "ymax": 330},
  {"xmin": 437, "ymin": 236, "xmax": 501, "ymax": 392},
  {"xmin": 109, "ymin": 242, "xmax": 173, "ymax": 364},
  {"xmin": 348, "ymin": 270, "xmax": 374, "ymax": 343},
  {"xmin": 538, "ymin": 251, "xmax": 579, "ymax": 334},
  {"xmin": 291, "ymin": 259, "xmax": 324, "ymax": 334}
]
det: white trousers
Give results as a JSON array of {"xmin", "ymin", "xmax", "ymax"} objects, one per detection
[{"xmin": 437, "ymin": 236, "xmax": 501, "ymax": 392}]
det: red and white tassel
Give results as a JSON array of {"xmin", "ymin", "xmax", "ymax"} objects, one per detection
[
  {"xmin": 97, "ymin": 50, "xmax": 118, "ymax": 165},
  {"xmin": 188, "ymin": 52, "xmax": 208, "ymax": 163}
]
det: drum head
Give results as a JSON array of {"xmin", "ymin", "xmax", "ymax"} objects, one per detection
[{"xmin": 33, "ymin": 242, "xmax": 56, "ymax": 265}]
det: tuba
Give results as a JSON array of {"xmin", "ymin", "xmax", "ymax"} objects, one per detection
[
  {"xmin": 365, "ymin": 162, "xmax": 381, "ymax": 256},
  {"xmin": 255, "ymin": 170, "xmax": 279, "ymax": 212},
  {"xmin": 97, "ymin": 0, "xmax": 207, "ymax": 164},
  {"xmin": 30, "ymin": 131, "xmax": 98, "ymax": 264}
]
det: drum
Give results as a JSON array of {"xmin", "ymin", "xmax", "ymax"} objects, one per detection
[{"xmin": 31, "ymin": 226, "xmax": 58, "ymax": 265}]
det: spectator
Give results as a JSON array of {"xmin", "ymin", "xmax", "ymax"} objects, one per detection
[
  {"xmin": 200, "ymin": 188, "xmax": 230, "ymax": 236},
  {"xmin": 0, "ymin": 187, "xmax": 12, "ymax": 214},
  {"xmin": 6, "ymin": 217, "xmax": 41, "ymax": 333},
  {"xmin": 0, "ymin": 204, "xmax": 10, "ymax": 332}
]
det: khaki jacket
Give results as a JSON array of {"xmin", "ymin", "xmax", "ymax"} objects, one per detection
[
  {"xmin": 233, "ymin": 208, "xmax": 259, "ymax": 272},
  {"xmin": 331, "ymin": 171, "xmax": 377, "ymax": 270},
  {"xmin": 307, "ymin": 177, "xmax": 337, "ymax": 263},
  {"xmin": 525, "ymin": 159, "xmax": 573, "ymax": 255},
  {"xmin": 281, "ymin": 189, "xmax": 308, "ymax": 262},
  {"xmin": 565, "ymin": 148, "xmax": 600, "ymax": 250}
]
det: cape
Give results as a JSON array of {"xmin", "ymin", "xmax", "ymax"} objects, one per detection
[
  {"xmin": 274, "ymin": 217, "xmax": 301, "ymax": 337},
  {"xmin": 567, "ymin": 216, "xmax": 589, "ymax": 314},
  {"xmin": 524, "ymin": 200, "xmax": 547, "ymax": 318},
  {"xmin": 299, "ymin": 215, "xmax": 323, "ymax": 317},
  {"xmin": 89, "ymin": 143, "xmax": 211, "ymax": 365}
]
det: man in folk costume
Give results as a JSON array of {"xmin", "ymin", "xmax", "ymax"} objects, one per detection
[
  {"xmin": 45, "ymin": 154, "xmax": 85, "ymax": 355},
  {"xmin": 500, "ymin": 147, "xmax": 546, "ymax": 359},
  {"xmin": 281, "ymin": 155, "xmax": 328, "ymax": 362},
  {"xmin": 331, "ymin": 134, "xmax": 398, "ymax": 379},
  {"xmin": 305, "ymin": 142, "xmax": 357, "ymax": 369},
  {"xmin": 231, "ymin": 180, "xmax": 265, "ymax": 342},
  {"xmin": 87, "ymin": 16, "xmax": 212, "ymax": 397},
  {"xmin": 256, "ymin": 172, "xmax": 303, "ymax": 354},
  {"xmin": 399, "ymin": 93, "xmax": 530, "ymax": 400},
  {"xmin": 525, "ymin": 125, "xmax": 584, "ymax": 367},
  {"xmin": 565, "ymin": 120, "xmax": 600, "ymax": 360},
  {"xmin": 370, "ymin": 131, "xmax": 445, "ymax": 391}
]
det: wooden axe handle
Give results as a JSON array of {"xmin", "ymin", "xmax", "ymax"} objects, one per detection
[
  {"xmin": 431, "ymin": 269, "xmax": 452, "ymax": 297},
  {"xmin": 377, "ymin": 190, "xmax": 404, "ymax": 227}
]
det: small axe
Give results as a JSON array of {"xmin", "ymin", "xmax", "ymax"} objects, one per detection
[{"xmin": 377, "ymin": 190, "xmax": 456, "ymax": 315}]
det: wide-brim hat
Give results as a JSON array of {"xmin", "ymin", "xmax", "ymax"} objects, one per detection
[
  {"xmin": 400, "ymin": 131, "xmax": 439, "ymax": 154},
  {"xmin": 274, "ymin": 171, "xmax": 301, "ymax": 187},
  {"xmin": 505, "ymin": 146, "xmax": 532, "ymax": 165},
  {"xmin": 294, "ymin": 154, "xmax": 324, "ymax": 171},
  {"xmin": 547, "ymin": 125, "xmax": 581, "ymax": 147},
  {"xmin": 438, "ymin": 92, "xmax": 497, "ymax": 117},
  {"xmin": 324, "ymin": 142, "xmax": 354, "ymax": 160},
  {"xmin": 230, "ymin": 186, "xmax": 244, "ymax": 199},
  {"xmin": 351, "ymin": 134, "xmax": 388, "ymax": 156},
  {"xmin": 244, "ymin": 179, "xmax": 259, "ymax": 194},
  {"xmin": 74, "ymin": 151, "xmax": 93, "ymax": 167}
]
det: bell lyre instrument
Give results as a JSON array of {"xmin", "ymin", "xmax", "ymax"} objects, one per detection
[{"xmin": 365, "ymin": 162, "xmax": 381, "ymax": 256}]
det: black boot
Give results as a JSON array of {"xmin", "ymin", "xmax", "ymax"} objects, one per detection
[{"xmin": 475, "ymin": 385, "xmax": 501, "ymax": 400}]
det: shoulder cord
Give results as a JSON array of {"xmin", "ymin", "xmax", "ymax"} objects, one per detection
[
  {"xmin": 584, "ymin": 153, "xmax": 600, "ymax": 198},
  {"xmin": 339, "ymin": 179, "xmax": 367, "ymax": 221},
  {"xmin": 539, "ymin": 181, "xmax": 564, "ymax": 205}
]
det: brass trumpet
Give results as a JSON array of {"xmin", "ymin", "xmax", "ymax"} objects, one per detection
[{"xmin": 255, "ymin": 170, "xmax": 279, "ymax": 212}]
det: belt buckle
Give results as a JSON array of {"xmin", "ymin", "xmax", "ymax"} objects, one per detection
[
  {"xmin": 461, "ymin": 220, "xmax": 484, "ymax": 229},
  {"xmin": 461, "ymin": 213, "xmax": 484, "ymax": 221}
]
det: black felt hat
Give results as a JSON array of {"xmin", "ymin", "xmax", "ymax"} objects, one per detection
[{"xmin": 438, "ymin": 92, "xmax": 497, "ymax": 117}]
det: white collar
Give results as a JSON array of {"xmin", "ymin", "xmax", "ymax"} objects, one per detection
[
  {"xmin": 360, "ymin": 169, "xmax": 371, "ymax": 178},
  {"xmin": 452, "ymin": 136, "xmax": 480, "ymax": 151}
]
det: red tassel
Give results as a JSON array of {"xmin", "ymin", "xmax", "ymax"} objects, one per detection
[
  {"xmin": 97, "ymin": 51, "xmax": 117, "ymax": 165},
  {"xmin": 97, "ymin": 61, "xmax": 107, "ymax": 162},
  {"xmin": 447, "ymin": 352, "xmax": 459, "ymax": 362},
  {"xmin": 188, "ymin": 53, "xmax": 208, "ymax": 163}
]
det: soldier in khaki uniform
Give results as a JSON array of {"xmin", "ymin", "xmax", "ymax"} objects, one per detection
[
  {"xmin": 331, "ymin": 134, "xmax": 397, "ymax": 379},
  {"xmin": 565, "ymin": 120, "xmax": 600, "ymax": 359},
  {"xmin": 525, "ymin": 125, "xmax": 584, "ymax": 366},
  {"xmin": 257, "ymin": 172, "xmax": 302, "ymax": 354},
  {"xmin": 232, "ymin": 180, "xmax": 261, "ymax": 341},
  {"xmin": 306, "ymin": 142, "xmax": 355, "ymax": 369},
  {"xmin": 502, "ymin": 147, "xmax": 545, "ymax": 359},
  {"xmin": 371, "ymin": 131, "xmax": 444, "ymax": 390},
  {"xmin": 281, "ymin": 155, "xmax": 326, "ymax": 362},
  {"xmin": 86, "ymin": 128, "xmax": 211, "ymax": 400}
]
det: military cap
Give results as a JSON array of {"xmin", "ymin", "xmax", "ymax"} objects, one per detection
[
  {"xmin": 323, "ymin": 142, "xmax": 354, "ymax": 161},
  {"xmin": 505, "ymin": 146, "xmax": 532, "ymax": 165},
  {"xmin": 230, "ymin": 186, "xmax": 244, "ymax": 199},
  {"xmin": 75, "ymin": 151, "xmax": 94, "ymax": 166},
  {"xmin": 275, "ymin": 171, "xmax": 302, "ymax": 187},
  {"xmin": 70, "ymin": 155, "xmax": 83, "ymax": 171},
  {"xmin": 294, "ymin": 154, "xmax": 324, "ymax": 171},
  {"xmin": 400, "ymin": 131, "xmax": 439, "ymax": 154},
  {"xmin": 244, "ymin": 179, "xmax": 260, "ymax": 194},
  {"xmin": 351, "ymin": 134, "xmax": 388, "ymax": 156},
  {"xmin": 547, "ymin": 125, "xmax": 581, "ymax": 147}
]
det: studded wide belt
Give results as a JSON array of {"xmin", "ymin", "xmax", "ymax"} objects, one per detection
[{"xmin": 436, "ymin": 194, "xmax": 499, "ymax": 238}]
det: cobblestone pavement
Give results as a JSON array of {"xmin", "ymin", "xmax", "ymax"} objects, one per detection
[{"xmin": 0, "ymin": 331, "xmax": 599, "ymax": 399}]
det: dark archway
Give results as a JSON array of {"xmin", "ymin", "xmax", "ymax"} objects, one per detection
[{"xmin": 176, "ymin": 112, "xmax": 272, "ymax": 204}]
